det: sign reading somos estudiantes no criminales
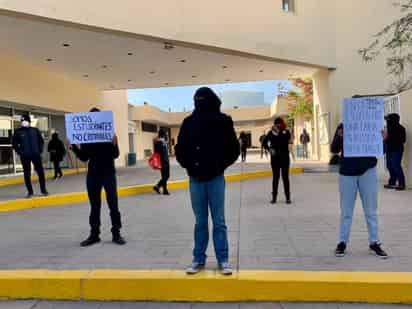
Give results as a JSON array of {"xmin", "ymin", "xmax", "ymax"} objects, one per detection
[
  {"xmin": 65, "ymin": 111, "xmax": 114, "ymax": 144},
  {"xmin": 343, "ymin": 97, "xmax": 384, "ymax": 158}
]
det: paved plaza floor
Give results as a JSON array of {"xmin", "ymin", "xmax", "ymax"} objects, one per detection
[
  {"xmin": 0, "ymin": 300, "xmax": 411, "ymax": 308},
  {"xmin": 0, "ymin": 169, "xmax": 411, "ymax": 271}
]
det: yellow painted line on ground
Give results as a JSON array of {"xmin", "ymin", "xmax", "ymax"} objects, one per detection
[
  {"xmin": 0, "ymin": 168, "xmax": 87, "ymax": 187},
  {"xmin": 0, "ymin": 270, "xmax": 411, "ymax": 303},
  {"xmin": 0, "ymin": 168, "xmax": 303, "ymax": 213}
]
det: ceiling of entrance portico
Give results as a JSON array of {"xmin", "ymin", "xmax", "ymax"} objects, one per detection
[{"xmin": 0, "ymin": 13, "xmax": 319, "ymax": 90}]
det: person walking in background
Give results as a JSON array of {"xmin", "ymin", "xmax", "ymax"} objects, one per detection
[
  {"xmin": 263, "ymin": 117, "xmax": 292, "ymax": 205},
  {"xmin": 48, "ymin": 132, "xmax": 66, "ymax": 180},
  {"xmin": 12, "ymin": 114, "xmax": 48, "ymax": 198},
  {"xmin": 239, "ymin": 132, "xmax": 248, "ymax": 162},
  {"xmin": 175, "ymin": 87, "xmax": 240, "ymax": 275},
  {"xmin": 384, "ymin": 113, "xmax": 406, "ymax": 191},
  {"xmin": 153, "ymin": 128, "xmax": 170, "ymax": 195},
  {"xmin": 69, "ymin": 107, "xmax": 126, "ymax": 247},
  {"xmin": 331, "ymin": 123, "xmax": 388, "ymax": 259},
  {"xmin": 259, "ymin": 132, "xmax": 268, "ymax": 159},
  {"xmin": 300, "ymin": 128, "xmax": 310, "ymax": 159}
]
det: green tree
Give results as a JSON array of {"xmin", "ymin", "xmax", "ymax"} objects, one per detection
[
  {"xmin": 359, "ymin": 0, "xmax": 412, "ymax": 92},
  {"xmin": 287, "ymin": 78, "xmax": 313, "ymax": 120}
]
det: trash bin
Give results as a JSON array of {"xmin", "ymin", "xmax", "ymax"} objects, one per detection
[{"xmin": 127, "ymin": 152, "xmax": 136, "ymax": 166}]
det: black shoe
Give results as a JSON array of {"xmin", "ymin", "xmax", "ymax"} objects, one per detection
[
  {"xmin": 396, "ymin": 186, "xmax": 406, "ymax": 191},
  {"xmin": 286, "ymin": 199, "xmax": 292, "ymax": 204},
  {"xmin": 270, "ymin": 198, "xmax": 277, "ymax": 204},
  {"xmin": 112, "ymin": 234, "xmax": 127, "ymax": 245},
  {"xmin": 384, "ymin": 184, "xmax": 396, "ymax": 189},
  {"xmin": 80, "ymin": 235, "xmax": 100, "ymax": 247},
  {"xmin": 163, "ymin": 190, "xmax": 170, "ymax": 195},
  {"xmin": 41, "ymin": 191, "xmax": 49, "ymax": 196},
  {"xmin": 369, "ymin": 243, "xmax": 388, "ymax": 259},
  {"xmin": 335, "ymin": 242, "xmax": 346, "ymax": 257},
  {"xmin": 153, "ymin": 186, "xmax": 160, "ymax": 194},
  {"xmin": 25, "ymin": 193, "xmax": 34, "ymax": 199}
]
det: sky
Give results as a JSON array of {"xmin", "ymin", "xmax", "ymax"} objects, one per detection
[{"xmin": 128, "ymin": 80, "xmax": 291, "ymax": 112}]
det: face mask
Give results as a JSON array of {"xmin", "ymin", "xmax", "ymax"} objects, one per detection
[{"xmin": 21, "ymin": 121, "xmax": 30, "ymax": 128}]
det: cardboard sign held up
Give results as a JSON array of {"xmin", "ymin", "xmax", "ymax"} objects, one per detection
[
  {"xmin": 65, "ymin": 111, "xmax": 114, "ymax": 144},
  {"xmin": 343, "ymin": 97, "xmax": 384, "ymax": 158}
]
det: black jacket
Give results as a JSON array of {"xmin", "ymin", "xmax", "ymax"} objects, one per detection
[
  {"xmin": 154, "ymin": 139, "xmax": 170, "ymax": 170},
  {"xmin": 331, "ymin": 124, "xmax": 377, "ymax": 176},
  {"xmin": 175, "ymin": 88, "xmax": 240, "ymax": 181},
  {"xmin": 385, "ymin": 114, "xmax": 406, "ymax": 153},
  {"xmin": 48, "ymin": 137, "xmax": 66, "ymax": 162},
  {"xmin": 263, "ymin": 129, "xmax": 291, "ymax": 164},
  {"xmin": 71, "ymin": 142, "xmax": 119, "ymax": 176},
  {"xmin": 12, "ymin": 127, "xmax": 44, "ymax": 158}
]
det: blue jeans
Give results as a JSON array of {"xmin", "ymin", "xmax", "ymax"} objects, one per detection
[
  {"xmin": 189, "ymin": 175, "xmax": 228, "ymax": 264},
  {"xmin": 339, "ymin": 167, "xmax": 379, "ymax": 244},
  {"xmin": 386, "ymin": 151, "xmax": 405, "ymax": 187}
]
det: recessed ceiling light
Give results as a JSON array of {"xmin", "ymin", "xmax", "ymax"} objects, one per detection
[
  {"xmin": 62, "ymin": 43, "xmax": 70, "ymax": 47},
  {"xmin": 46, "ymin": 58, "xmax": 53, "ymax": 62},
  {"xmin": 83, "ymin": 74, "xmax": 89, "ymax": 78},
  {"xmin": 110, "ymin": 85, "xmax": 115, "ymax": 88},
  {"xmin": 222, "ymin": 65, "xmax": 228, "ymax": 69},
  {"xmin": 165, "ymin": 82, "xmax": 169, "ymax": 85},
  {"xmin": 192, "ymin": 75, "xmax": 197, "ymax": 78},
  {"xmin": 180, "ymin": 59, "xmax": 187, "ymax": 63},
  {"xmin": 128, "ymin": 79, "xmax": 132, "ymax": 82},
  {"xmin": 149, "ymin": 71, "xmax": 156, "ymax": 74},
  {"xmin": 127, "ymin": 52, "xmax": 133, "ymax": 56},
  {"xmin": 164, "ymin": 42, "xmax": 174, "ymax": 50},
  {"xmin": 225, "ymin": 79, "xmax": 231, "ymax": 82},
  {"xmin": 259, "ymin": 69, "xmax": 264, "ymax": 72},
  {"xmin": 102, "ymin": 65, "xmax": 108, "ymax": 69}
]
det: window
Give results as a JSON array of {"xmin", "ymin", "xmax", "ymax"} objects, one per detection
[
  {"xmin": 282, "ymin": 0, "xmax": 294, "ymax": 12},
  {"xmin": 141, "ymin": 122, "xmax": 157, "ymax": 133}
]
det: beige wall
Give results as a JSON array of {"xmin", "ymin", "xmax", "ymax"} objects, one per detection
[
  {"xmin": 0, "ymin": 53, "xmax": 100, "ymax": 112},
  {"xmin": 99, "ymin": 90, "xmax": 129, "ymax": 167},
  {"xmin": 134, "ymin": 121, "xmax": 157, "ymax": 161}
]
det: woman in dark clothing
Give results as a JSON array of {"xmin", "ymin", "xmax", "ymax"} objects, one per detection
[
  {"xmin": 69, "ymin": 107, "xmax": 126, "ymax": 247},
  {"xmin": 263, "ymin": 117, "xmax": 292, "ymax": 204},
  {"xmin": 384, "ymin": 113, "xmax": 406, "ymax": 190},
  {"xmin": 48, "ymin": 132, "xmax": 66, "ymax": 179},
  {"xmin": 239, "ymin": 132, "xmax": 248, "ymax": 162},
  {"xmin": 153, "ymin": 129, "xmax": 170, "ymax": 195}
]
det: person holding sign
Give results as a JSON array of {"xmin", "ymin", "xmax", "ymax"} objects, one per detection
[
  {"xmin": 153, "ymin": 129, "xmax": 170, "ymax": 195},
  {"xmin": 68, "ymin": 108, "xmax": 126, "ymax": 247},
  {"xmin": 12, "ymin": 114, "xmax": 48, "ymax": 198},
  {"xmin": 331, "ymin": 96, "xmax": 388, "ymax": 259}
]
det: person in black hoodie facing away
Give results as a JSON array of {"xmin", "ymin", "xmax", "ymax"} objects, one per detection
[
  {"xmin": 69, "ymin": 108, "xmax": 126, "ymax": 247},
  {"xmin": 331, "ymin": 123, "xmax": 388, "ymax": 259},
  {"xmin": 175, "ymin": 87, "xmax": 240, "ymax": 275},
  {"xmin": 12, "ymin": 114, "xmax": 48, "ymax": 198},
  {"xmin": 263, "ymin": 117, "xmax": 292, "ymax": 205},
  {"xmin": 239, "ymin": 132, "xmax": 248, "ymax": 162},
  {"xmin": 48, "ymin": 132, "xmax": 66, "ymax": 180},
  {"xmin": 153, "ymin": 128, "xmax": 170, "ymax": 195},
  {"xmin": 384, "ymin": 113, "xmax": 406, "ymax": 191}
]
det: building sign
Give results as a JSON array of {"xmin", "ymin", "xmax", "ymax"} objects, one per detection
[
  {"xmin": 343, "ymin": 97, "xmax": 384, "ymax": 157},
  {"xmin": 65, "ymin": 111, "xmax": 114, "ymax": 144}
]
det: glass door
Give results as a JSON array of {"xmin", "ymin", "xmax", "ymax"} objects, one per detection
[{"xmin": 0, "ymin": 117, "xmax": 14, "ymax": 175}]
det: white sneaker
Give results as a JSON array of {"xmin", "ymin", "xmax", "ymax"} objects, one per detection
[
  {"xmin": 185, "ymin": 262, "xmax": 205, "ymax": 275},
  {"xmin": 218, "ymin": 262, "xmax": 233, "ymax": 275}
]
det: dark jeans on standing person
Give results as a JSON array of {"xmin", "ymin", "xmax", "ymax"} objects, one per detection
[
  {"xmin": 189, "ymin": 175, "xmax": 228, "ymax": 265},
  {"xmin": 53, "ymin": 160, "xmax": 63, "ymax": 178},
  {"xmin": 271, "ymin": 157, "xmax": 290, "ymax": 200},
  {"xmin": 387, "ymin": 151, "xmax": 406, "ymax": 188},
  {"xmin": 241, "ymin": 149, "xmax": 247, "ymax": 162},
  {"xmin": 86, "ymin": 173, "xmax": 122, "ymax": 236},
  {"xmin": 157, "ymin": 167, "xmax": 170, "ymax": 192},
  {"xmin": 21, "ymin": 156, "xmax": 47, "ymax": 194}
]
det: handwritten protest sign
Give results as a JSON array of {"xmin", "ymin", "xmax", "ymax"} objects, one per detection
[
  {"xmin": 343, "ymin": 97, "xmax": 384, "ymax": 157},
  {"xmin": 65, "ymin": 111, "xmax": 114, "ymax": 144}
]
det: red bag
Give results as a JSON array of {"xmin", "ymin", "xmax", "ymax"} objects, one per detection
[{"xmin": 148, "ymin": 152, "xmax": 162, "ymax": 170}]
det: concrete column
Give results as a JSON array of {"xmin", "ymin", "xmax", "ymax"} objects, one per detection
[{"xmin": 100, "ymin": 90, "xmax": 129, "ymax": 167}]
